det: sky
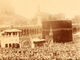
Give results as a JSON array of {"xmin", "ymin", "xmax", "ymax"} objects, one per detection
[{"xmin": 0, "ymin": 0, "xmax": 80, "ymax": 19}]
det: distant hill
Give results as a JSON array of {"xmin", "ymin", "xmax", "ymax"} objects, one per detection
[{"xmin": 0, "ymin": 12, "xmax": 29, "ymax": 27}]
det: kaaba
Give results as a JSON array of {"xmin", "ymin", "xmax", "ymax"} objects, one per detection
[{"xmin": 42, "ymin": 20, "xmax": 72, "ymax": 43}]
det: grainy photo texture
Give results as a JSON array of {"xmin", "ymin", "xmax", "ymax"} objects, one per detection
[{"xmin": 0, "ymin": 0, "xmax": 79, "ymax": 60}]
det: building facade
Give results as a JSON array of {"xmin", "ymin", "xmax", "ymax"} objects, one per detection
[
  {"xmin": 0, "ymin": 25, "xmax": 42, "ymax": 48},
  {"xmin": 0, "ymin": 29, "xmax": 21, "ymax": 48}
]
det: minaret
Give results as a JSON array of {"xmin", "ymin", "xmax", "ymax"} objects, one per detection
[
  {"xmin": 48, "ymin": 26, "xmax": 53, "ymax": 46},
  {"xmin": 36, "ymin": 3, "xmax": 42, "ymax": 26},
  {"xmin": 49, "ymin": 26, "xmax": 53, "ymax": 36}
]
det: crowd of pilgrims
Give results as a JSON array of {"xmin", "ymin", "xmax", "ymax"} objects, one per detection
[{"xmin": 0, "ymin": 41, "xmax": 80, "ymax": 60}]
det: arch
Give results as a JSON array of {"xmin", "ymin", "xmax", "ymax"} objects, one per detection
[{"xmin": 5, "ymin": 44, "xmax": 8, "ymax": 48}]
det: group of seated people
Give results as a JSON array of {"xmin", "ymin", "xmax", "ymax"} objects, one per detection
[{"xmin": 0, "ymin": 42, "xmax": 79, "ymax": 60}]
